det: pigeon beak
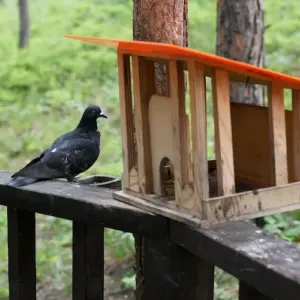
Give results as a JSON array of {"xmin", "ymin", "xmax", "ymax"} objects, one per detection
[{"xmin": 99, "ymin": 112, "xmax": 107, "ymax": 119}]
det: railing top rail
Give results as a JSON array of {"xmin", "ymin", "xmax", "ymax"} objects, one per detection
[{"xmin": 0, "ymin": 171, "xmax": 167, "ymax": 237}]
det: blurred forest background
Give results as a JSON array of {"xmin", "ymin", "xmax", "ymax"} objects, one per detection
[{"xmin": 0, "ymin": 0, "xmax": 300, "ymax": 299}]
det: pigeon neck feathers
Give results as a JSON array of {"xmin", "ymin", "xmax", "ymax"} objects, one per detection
[{"xmin": 76, "ymin": 116, "xmax": 98, "ymax": 132}]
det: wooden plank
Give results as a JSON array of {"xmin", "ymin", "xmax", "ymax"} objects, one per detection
[
  {"xmin": 212, "ymin": 68, "xmax": 235, "ymax": 196},
  {"xmin": 0, "ymin": 172, "xmax": 168, "ymax": 237},
  {"xmin": 169, "ymin": 60, "xmax": 190, "ymax": 204},
  {"xmin": 117, "ymin": 53, "xmax": 135, "ymax": 188},
  {"xmin": 230, "ymin": 102, "xmax": 295, "ymax": 186},
  {"xmin": 268, "ymin": 84, "xmax": 288, "ymax": 185},
  {"xmin": 134, "ymin": 234, "xmax": 214, "ymax": 300},
  {"xmin": 170, "ymin": 220, "xmax": 300, "ymax": 300},
  {"xmin": 131, "ymin": 56, "xmax": 155, "ymax": 194},
  {"xmin": 188, "ymin": 60, "xmax": 209, "ymax": 211},
  {"xmin": 113, "ymin": 190, "xmax": 201, "ymax": 227},
  {"xmin": 7, "ymin": 208, "xmax": 36, "ymax": 300},
  {"xmin": 203, "ymin": 180, "xmax": 300, "ymax": 223},
  {"xmin": 292, "ymin": 89, "xmax": 300, "ymax": 182},
  {"xmin": 239, "ymin": 281, "xmax": 273, "ymax": 300},
  {"xmin": 73, "ymin": 222, "xmax": 104, "ymax": 300}
]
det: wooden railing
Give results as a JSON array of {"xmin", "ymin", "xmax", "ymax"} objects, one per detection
[{"xmin": 0, "ymin": 170, "xmax": 299, "ymax": 300}]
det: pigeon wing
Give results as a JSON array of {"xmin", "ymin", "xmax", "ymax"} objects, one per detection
[{"xmin": 14, "ymin": 138, "xmax": 100, "ymax": 179}]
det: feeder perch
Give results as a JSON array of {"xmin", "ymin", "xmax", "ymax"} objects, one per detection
[{"xmin": 64, "ymin": 35, "xmax": 300, "ymax": 227}]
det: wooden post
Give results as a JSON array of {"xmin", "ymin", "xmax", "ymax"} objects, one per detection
[
  {"xmin": 212, "ymin": 68, "xmax": 235, "ymax": 196},
  {"xmin": 292, "ymin": 89, "xmax": 300, "ymax": 182},
  {"xmin": 169, "ymin": 60, "xmax": 190, "ymax": 205},
  {"xmin": 268, "ymin": 84, "xmax": 288, "ymax": 185},
  {"xmin": 135, "ymin": 234, "xmax": 214, "ymax": 300},
  {"xmin": 188, "ymin": 60, "xmax": 209, "ymax": 210},
  {"xmin": 239, "ymin": 281, "xmax": 273, "ymax": 300},
  {"xmin": 73, "ymin": 222, "xmax": 104, "ymax": 300},
  {"xmin": 118, "ymin": 53, "xmax": 135, "ymax": 189},
  {"xmin": 132, "ymin": 56, "xmax": 155, "ymax": 194},
  {"xmin": 7, "ymin": 208, "xmax": 36, "ymax": 300}
]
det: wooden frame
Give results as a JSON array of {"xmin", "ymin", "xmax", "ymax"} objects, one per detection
[{"xmin": 64, "ymin": 35, "xmax": 300, "ymax": 227}]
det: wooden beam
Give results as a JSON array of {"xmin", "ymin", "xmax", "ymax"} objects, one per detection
[
  {"xmin": 134, "ymin": 234, "xmax": 214, "ymax": 300},
  {"xmin": 170, "ymin": 220, "xmax": 300, "ymax": 300},
  {"xmin": 0, "ymin": 172, "xmax": 167, "ymax": 237},
  {"xmin": 8, "ymin": 208, "xmax": 36, "ymax": 300},
  {"xmin": 268, "ymin": 84, "xmax": 288, "ymax": 185},
  {"xmin": 212, "ymin": 68, "xmax": 235, "ymax": 196},
  {"xmin": 73, "ymin": 222, "xmax": 104, "ymax": 300},
  {"xmin": 203, "ymin": 180, "xmax": 300, "ymax": 223},
  {"xmin": 132, "ymin": 56, "xmax": 155, "ymax": 194},
  {"xmin": 239, "ymin": 281, "xmax": 273, "ymax": 300},
  {"xmin": 117, "ymin": 53, "xmax": 135, "ymax": 188},
  {"xmin": 292, "ymin": 89, "xmax": 300, "ymax": 182},
  {"xmin": 169, "ymin": 60, "xmax": 190, "ymax": 204},
  {"xmin": 188, "ymin": 60, "xmax": 209, "ymax": 210}
]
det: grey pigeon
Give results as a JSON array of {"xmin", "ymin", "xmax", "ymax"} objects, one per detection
[{"xmin": 7, "ymin": 105, "xmax": 107, "ymax": 187}]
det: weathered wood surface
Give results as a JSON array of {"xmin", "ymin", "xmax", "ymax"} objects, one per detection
[
  {"xmin": 134, "ymin": 234, "xmax": 214, "ymax": 300},
  {"xmin": 0, "ymin": 171, "xmax": 167, "ymax": 237},
  {"xmin": 73, "ymin": 222, "xmax": 104, "ymax": 300},
  {"xmin": 8, "ymin": 208, "xmax": 36, "ymax": 300},
  {"xmin": 170, "ymin": 220, "xmax": 300, "ymax": 300}
]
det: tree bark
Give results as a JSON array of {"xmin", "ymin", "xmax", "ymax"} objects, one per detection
[
  {"xmin": 133, "ymin": 0, "xmax": 188, "ymax": 95},
  {"xmin": 18, "ymin": 0, "xmax": 29, "ymax": 48},
  {"xmin": 216, "ymin": 0, "xmax": 265, "ymax": 105}
]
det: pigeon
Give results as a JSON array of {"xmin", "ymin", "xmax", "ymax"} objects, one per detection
[{"xmin": 7, "ymin": 105, "xmax": 107, "ymax": 187}]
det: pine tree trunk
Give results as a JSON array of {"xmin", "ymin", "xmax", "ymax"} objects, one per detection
[
  {"xmin": 19, "ymin": 0, "xmax": 29, "ymax": 48},
  {"xmin": 133, "ymin": 0, "xmax": 188, "ymax": 95},
  {"xmin": 216, "ymin": 0, "xmax": 265, "ymax": 105}
]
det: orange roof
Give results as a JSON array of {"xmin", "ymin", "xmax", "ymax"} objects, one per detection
[{"xmin": 63, "ymin": 35, "xmax": 300, "ymax": 90}]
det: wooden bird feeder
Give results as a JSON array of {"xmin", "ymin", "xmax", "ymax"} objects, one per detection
[{"xmin": 65, "ymin": 35, "xmax": 300, "ymax": 227}]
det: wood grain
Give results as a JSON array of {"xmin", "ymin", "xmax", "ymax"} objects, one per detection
[
  {"xmin": 292, "ymin": 89, "xmax": 300, "ymax": 182},
  {"xmin": 188, "ymin": 60, "xmax": 209, "ymax": 211},
  {"xmin": 268, "ymin": 84, "xmax": 288, "ymax": 185},
  {"xmin": 212, "ymin": 68, "xmax": 235, "ymax": 196},
  {"xmin": 169, "ymin": 60, "xmax": 190, "ymax": 204},
  {"xmin": 8, "ymin": 208, "xmax": 36, "ymax": 300},
  {"xmin": 132, "ymin": 56, "xmax": 155, "ymax": 194},
  {"xmin": 73, "ymin": 222, "xmax": 104, "ymax": 300},
  {"xmin": 0, "ymin": 172, "xmax": 167, "ymax": 237},
  {"xmin": 117, "ymin": 53, "xmax": 135, "ymax": 189}
]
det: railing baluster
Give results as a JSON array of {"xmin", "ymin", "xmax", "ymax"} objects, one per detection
[
  {"xmin": 135, "ymin": 234, "xmax": 214, "ymax": 300},
  {"xmin": 73, "ymin": 221, "xmax": 104, "ymax": 300},
  {"xmin": 239, "ymin": 281, "xmax": 273, "ymax": 300},
  {"xmin": 7, "ymin": 208, "xmax": 36, "ymax": 300}
]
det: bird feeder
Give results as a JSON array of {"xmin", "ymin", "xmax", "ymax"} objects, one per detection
[{"xmin": 65, "ymin": 35, "xmax": 300, "ymax": 227}]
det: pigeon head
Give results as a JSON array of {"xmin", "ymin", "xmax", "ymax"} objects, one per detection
[{"xmin": 77, "ymin": 105, "xmax": 107, "ymax": 130}]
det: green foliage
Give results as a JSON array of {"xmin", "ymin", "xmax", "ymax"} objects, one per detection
[{"xmin": 0, "ymin": 0, "xmax": 299, "ymax": 298}]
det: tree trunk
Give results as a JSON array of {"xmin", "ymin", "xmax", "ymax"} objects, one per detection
[
  {"xmin": 18, "ymin": 0, "xmax": 29, "ymax": 48},
  {"xmin": 216, "ymin": 0, "xmax": 266, "ymax": 228},
  {"xmin": 133, "ymin": 0, "xmax": 188, "ymax": 95},
  {"xmin": 216, "ymin": 0, "xmax": 265, "ymax": 105},
  {"xmin": 133, "ymin": 1, "xmax": 213, "ymax": 299}
]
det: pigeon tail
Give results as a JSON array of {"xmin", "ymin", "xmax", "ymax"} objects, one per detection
[{"xmin": 7, "ymin": 176, "xmax": 39, "ymax": 187}]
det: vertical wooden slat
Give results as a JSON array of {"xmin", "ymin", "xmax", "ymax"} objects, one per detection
[
  {"xmin": 132, "ymin": 56, "xmax": 155, "ymax": 194},
  {"xmin": 188, "ymin": 60, "xmax": 209, "ymax": 210},
  {"xmin": 8, "ymin": 208, "xmax": 36, "ymax": 300},
  {"xmin": 73, "ymin": 222, "xmax": 104, "ymax": 300},
  {"xmin": 292, "ymin": 89, "xmax": 300, "ymax": 182},
  {"xmin": 117, "ymin": 53, "xmax": 135, "ymax": 189},
  {"xmin": 268, "ymin": 84, "xmax": 288, "ymax": 185},
  {"xmin": 169, "ymin": 60, "xmax": 189, "ymax": 204},
  {"xmin": 135, "ymin": 234, "xmax": 214, "ymax": 300},
  {"xmin": 239, "ymin": 281, "xmax": 272, "ymax": 300},
  {"xmin": 212, "ymin": 68, "xmax": 235, "ymax": 196}
]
